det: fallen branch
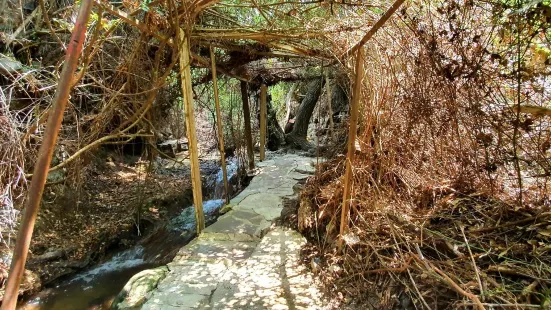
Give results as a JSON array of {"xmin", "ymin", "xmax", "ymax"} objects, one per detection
[
  {"xmin": 469, "ymin": 212, "xmax": 551, "ymax": 233},
  {"xmin": 362, "ymin": 256, "xmax": 413, "ymax": 274},
  {"xmin": 487, "ymin": 265, "xmax": 548, "ymax": 281},
  {"xmin": 461, "ymin": 226, "xmax": 484, "ymax": 300},
  {"xmin": 411, "ymin": 253, "xmax": 485, "ymax": 310},
  {"xmin": 38, "ymin": 0, "xmax": 67, "ymax": 51},
  {"xmin": 457, "ymin": 303, "xmax": 540, "ymax": 308},
  {"xmin": 25, "ymin": 132, "xmax": 153, "ymax": 178}
]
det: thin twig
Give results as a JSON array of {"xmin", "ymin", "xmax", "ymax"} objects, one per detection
[{"xmin": 461, "ymin": 226, "xmax": 484, "ymax": 300}]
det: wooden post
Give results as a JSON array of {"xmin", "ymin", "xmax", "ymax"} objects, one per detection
[
  {"xmin": 259, "ymin": 84, "xmax": 267, "ymax": 161},
  {"xmin": 1, "ymin": 1, "xmax": 93, "ymax": 309},
  {"xmin": 240, "ymin": 81, "xmax": 255, "ymax": 170},
  {"xmin": 179, "ymin": 29, "xmax": 205, "ymax": 234},
  {"xmin": 325, "ymin": 72, "xmax": 335, "ymax": 142},
  {"xmin": 338, "ymin": 48, "xmax": 364, "ymax": 250},
  {"xmin": 209, "ymin": 46, "xmax": 230, "ymax": 204}
]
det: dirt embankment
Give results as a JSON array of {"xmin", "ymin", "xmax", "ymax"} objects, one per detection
[{"xmin": 1, "ymin": 149, "xmax": 229, "ymax": 301}]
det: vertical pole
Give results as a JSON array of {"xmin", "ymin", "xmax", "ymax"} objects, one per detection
[
  {"xmin": 1, "ymin": 1, "xmax": 93, "ymax": 309},
  {"xmin": 209, "ymin": 46, "xmax": 230, "ymax": 204},
  {"xmin": 240, "ymin": 81, "xmax": 255, "ymax": 170},
  {"xmin": 325, "ymin": 71, "xmax": 335, "ymax": 142},
  {"xmin": 259, "ymin": 84, "xmax": 267, "ymax": 161},
  {"xmin": 338, "ymin": 48, "xmax": 364, "ymax": 250},
  {"xmin": 179, "ymin": 29, "xmax": 205, "ymax": 234}
]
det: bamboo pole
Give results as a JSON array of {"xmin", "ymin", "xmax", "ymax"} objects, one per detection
[
  {"xmin": 240, "ymin": 81, "xmax": 255, "ymax": 170},
  {"xmin": 1, "ymin": 1, "xmax": 93, "ymax": 309},
  {"xmin": 338, "ymin": 48, "xmax": 364, "ymax": 251},
  {"xmin": 179, "ymin": 29, "xmax": 205, "ymax": 234},
  {"xmin": 209, "ymin": 46, "xmax": 230, "ymax": 204},
  {"xmin": 325, "ymin": 72, "xmax": 335, "ymax": 142},
  {"xmin": 259, "ymin": 84, "xmax": 267, "ymax": 161}
]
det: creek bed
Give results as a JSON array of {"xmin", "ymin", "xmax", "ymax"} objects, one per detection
[
  {"xmin": 19, "ymin": 157, "xmax": 243, "ymax": 310},
  {"xmin": 19, "ymin": 199, "xmax": 225, "ymax": 310}
]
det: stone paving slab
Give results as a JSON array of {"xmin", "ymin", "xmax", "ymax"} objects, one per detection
[
  {"xmin": 170, "ymin": 239, "xmax": 258, "ymax": 266},
  {"xmin": 208, "ymin": 228, "xmax": 323, "ymax": 310},
  {"xmin": 232, "ymin": 193, "xmax": 283, "ymax": 221},
  {"xmin": 139, "ymin": 154, "xmax": 323, "ymax": 310}
]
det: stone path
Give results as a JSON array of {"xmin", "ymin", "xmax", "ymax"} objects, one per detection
[{"xmin": 132, "ymin": 154, "xmax": 324, "ymax": 309}]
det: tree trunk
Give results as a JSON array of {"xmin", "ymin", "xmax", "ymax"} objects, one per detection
[
  {"xmin": 284, "ymin": 83, "xmax": 300, "ymax": 134},
  {"xmin": 285, "ymin": 83, "xmax": 299, "ymax": 122},
  {"xmin": 266, "ymin": 93, "xmax": 285, "ymax": 151},
  {"xmin": 285, "ymin": 79, "xmax": 325, "ymax": 150},
  {"xmin": 325, "ymin": 82, "xmax": 349, "ymax": 128},
  {"xmin": 321, "ymin": 82, "xmax": 350, "ymax": 156},
  {"xmin": 240, "ymin": 81, "xmax": 255, "ymax": 170},
  {"xmin": 259, "ymin": 84, "xmax": 267, "ymax": 161}
]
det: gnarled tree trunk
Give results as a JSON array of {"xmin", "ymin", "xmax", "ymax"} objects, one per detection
[
  {"xmin": 285, "ymin": 79, "xmax": 325, "ymax": 150},
  {"xmin": 266, "ymin": 93, "xmax": 285, "ymax": 150},
  {"xmin": 240, "ymin": 81, "xmax": 255, "ymax": 170},
  {"xmin": 327, "ymin": 82, "xmax": 349, "ymax": 127},
  {"xmin": 284, "ymin": 83, "xmax": 299, "ymax": 121},
  {"xmin": 284, "ymin": 83, "xmax": 300, "ymax": 134}
]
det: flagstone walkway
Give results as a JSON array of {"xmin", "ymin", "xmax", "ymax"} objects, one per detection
[{"xmin": 132, "ymin": 154, "xmax": 324, "ymax": 309}]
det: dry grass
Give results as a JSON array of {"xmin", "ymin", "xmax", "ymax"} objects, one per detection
[
  {"xmin": 300, "ymin": 1, "xmax": 551, "ymax": 308},
  {"xmin": 0, "ymin": 88, "xmax": 25, "ymax": 247},
  {"xmin": 302, "ymin": 159, "xmax": 551, "ymax": 308}
]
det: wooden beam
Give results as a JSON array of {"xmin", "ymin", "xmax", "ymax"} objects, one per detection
[
  {"xmin": 210, "ymin": 46, "xmax": 230, "ymax": 204},
  {"xmin": 179, "ymin": 29, "xmax": 205, "ymax": 234},
  {"xmin": 338, "ymin": 48, "xmax": 364, "ymax": 250},
  {"xmin": 196, "ymin": 40, "xmax": 306, "ymax": 59},
  {"xmin": 259, "ymin": 84, "xmax": 267, "ymax": 161},
  {"xmin": 191, "ymin": 53, "xmax": 250, "ymax": 82},
  {"xmin": 241, "ymin": 81, "xmax": 255, "ymax": 170},
  {"xmin": 94, "ymin": 2, "xmax": 328, "ymax": 59},
  {"xmin": 0, "ymin": 1, "xmax": 94, "ymax": 309},
  {"xmin": 193, "ymin": 0, "xmax": 222, "ymax": 15},
  {"xmin": 193, "ymin": 30, "xmax": 323, "ymax": 40}
]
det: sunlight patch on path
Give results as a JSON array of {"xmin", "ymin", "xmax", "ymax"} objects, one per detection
[{"xmin": 131, "ymin": 154, "xmax": 323, "ymax": 310}]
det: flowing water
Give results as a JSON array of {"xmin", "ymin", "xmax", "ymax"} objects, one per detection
[
  {"xmin": 19, "ymin": 247, "xmax": 157, "ymax": 310},
  {"xmin": 19, "ymin": 159, "xmax": 241, "ymax": 310}
]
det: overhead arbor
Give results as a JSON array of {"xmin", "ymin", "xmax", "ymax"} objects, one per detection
[
  {"xmin": 0, "ymin": 0, "xmax": 410, "ymax": 306},
  {"xmin": 77, "ymin": 0, "xmax": 395, "ymax": 166}
]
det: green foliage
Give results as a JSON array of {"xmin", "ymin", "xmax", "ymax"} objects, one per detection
[
  {"xmin": 270, "ymin": 82, "xmax": 291, "ymax": 122},
  {"xmin": 53, "ymin": 18, "xmax": 74, "ymax": 32},
  {"xmin": 193, "ymin": 76, "xmax": 243, "ymax": 145},
  {"xmin": 212, "ymin": 0, "xmax": 329, "ymax": 32},
  {"xmin": 141, "ymin": 0, "xmax": 152, "ymax": 12}
]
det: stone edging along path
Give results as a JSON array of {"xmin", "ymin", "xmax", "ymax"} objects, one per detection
[{"xmin": 114, "ymin": 154, "xmax": 325, "ymax": 309}]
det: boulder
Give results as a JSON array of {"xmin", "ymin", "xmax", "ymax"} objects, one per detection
[
  {"xmin": 110, "ymin": 266, "xmax": 169, "ymax": 309},
  {"xmin": 157, "ymin": 138, "xmax": 188, "ymax": 157}
]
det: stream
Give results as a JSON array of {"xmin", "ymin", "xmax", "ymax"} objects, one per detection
[{"xmin": 19, "ymin": 158, "xmax": 241, "ymax": 310}]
